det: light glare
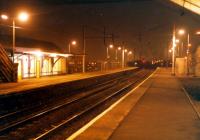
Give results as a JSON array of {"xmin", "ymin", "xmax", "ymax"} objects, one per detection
[
  {"xmin": 109, "ymin": 44, "xmax": 113, "ymax": 48},
  {"xmin": 71, "ymin": 41, "xmax": 76, "ymax": 45},
  {"xmin": 178, "ymin": 29, "xmax": 185, "ymax": 35},
  {"xmin": 175, "ymin": 39, "xmax": 179, "ymax": 43},
  {"xmin": 128, "ymin": 51, "xmax": 132, "ymax": 55},
  {"xmin": 18, "ymin": 12, "xmax": 29, "ymax": 22},
  {"xmin": 196, "ymin": 31, "xmax": 200, "ymax": 35},
  {"xmin": 1, "ymin": 14, "xmax": 8, "ymax": 20}
]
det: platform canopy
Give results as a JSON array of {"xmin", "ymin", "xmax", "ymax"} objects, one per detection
[{"xmin": 170, "ymin": 0, "xmax": 200, "ymax": 15}]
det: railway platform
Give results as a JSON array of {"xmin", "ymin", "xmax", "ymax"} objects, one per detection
[
  {"xmin": 71, "ymin": 68, "xmax": 200, "ymax": 140},
  {"xmin": 0, "ymin": 67, "xmax": 135, "ymax": 96}
]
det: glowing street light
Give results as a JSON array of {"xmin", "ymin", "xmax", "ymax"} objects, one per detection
[
  {"xmin": 107, "ymin": 44, "xmax": 114, "ymax": 59},
  {"xmin": 72, "ymin": 41, "xmax": 76, "ymax": 45},
  {"xmin": 115, "ymin": 46, "xmax": 123, "ymax": 61},
  {"xmin": 171, "ymin": 27, "xmax": 191, "ymax": 75},
  {"xmin": 196, "ymin": 31, "xmax": 200, "ymax": 35},
  {"xmin": 1, "ymin": 14, "xmax": 8, "ymax": 20},
  {"xmin": 175, "ymin": 39, "xmax": 180, "ymax": 43},
  {"xmin": 115, "ymin": 46, "xmax": 122, "ymax": 60},
  {"xmin": 68, "ymin": 40, "xmax": 77, "ymax": 53},
  {"xmin": 109, "ymin": 44, "xmax": 114, "ymax": 49},
  {"xmin": 1, "ymin": 11, "xmax": 29, "ymax": 62},
  {"xmin": 178, "ymin": 29, "xmax": 191, "ymax": 75},
  {"xmin": 178, "ymin": 29, "xmax": 185, "ymax": 35},
  {"xmin": 171, "ymin": 25, "xmax": 176, "ymax": 75},
  {"xmin": 127, "ymin": 51, "xmax": 133, "ymax": 62},
  {"xmin": 18, "ymin": 12, "xmax": 29, "ymax": 22},
  {"xmin": 128, "ymin": 51, "xmax": 132, "ymax": 55}
]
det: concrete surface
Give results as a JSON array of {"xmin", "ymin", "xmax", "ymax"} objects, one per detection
[
  {"xmin": 0, "ymin": 68, "xmax": 135, "ymax": 95},
  {"xmin": 72, "ymin": 68, "xmax": 200, "ymax": 140}
]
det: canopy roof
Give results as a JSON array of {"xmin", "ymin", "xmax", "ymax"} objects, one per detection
[
  {"xmin": 170, "ymin": 0, "xmax": 200, "ymax": 15},
  {"xmin": 0, "ymin": 34, "xmax": 63, "ymax": 53}
]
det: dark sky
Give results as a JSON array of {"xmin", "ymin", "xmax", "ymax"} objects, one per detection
[{"xmin": 1, "ymin": 0, "xmax": 200, "ymax": 61}]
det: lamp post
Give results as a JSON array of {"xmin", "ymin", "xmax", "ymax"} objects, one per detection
[
  {"xmin": 124, "ymin": 49, "xmax": 128, "ymax": 67},
  {"xmin": 187, "ymin": 33, "xmax": 191, "ymax": 75},
  {"xmin": 175, "ymin": 39, "xmax": 180, "ymax": 56},
  {"xmin": 12, "ymin": 20, "xmax": 15, "ymax": 62},
  {"xmin": 172, "ymin": 26, "xmax": 176, "ymax": 75},
  {"xmin": 107, "ymin": 44, "xmax": 113, "ymax": 59},
  {"xmin": 121, "ymin": 45, "xmax": 126, "ymax": 68},
  {"xmin": 115, "ymin": 49, "xmax": 118, "ymax": 60},
  {"xmin": 1, "ymin": 12, "xmax": 29, "ymax": 62},
  {"xmin": 68, "ymin": 40, "xmax": 76, "ymax": 54},
  {"xmin": 171, "ymin": 27, "xmax": 189, "ymax": 75},
  {"xmin": 116, "ymin": 46, "xmax": 121, "ymax": 61},
  {"xmin": 121, "ymin": 48, "xmax": 127, "ymax": 68},
  {"xmin": 128, "ymin": 51, "xmax": 133, "ymax": 61},
  {"xmin": 178, "ymin": 29, "xmax": 191, "ymax": 75}
]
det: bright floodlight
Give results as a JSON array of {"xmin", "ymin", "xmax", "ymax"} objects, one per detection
[
  {"xmin": 196, "ymin": 31, "xmax": 200, "ymax": 35},
  {"xmin": 109, "ymin": 44, "xmax": 113, "ymax": 48},
  {"xmin": 175, "ymin": 39, "xmax": 180, "ymax": 43},
  {"xmin": 71, "ymin": 41, "xmax": 76, "ymax": 45},
  {"xmin": 128, "ymin": 51, "xmax": 132, "ymax": 55},
  {"xmin": 50, "ymin": 53, "xmax": 57, "ymax": 57},
  {"xmin": 118, "ymin": 47, "xmax": 121, "ymax": 50},
  {"xmin": 124, "ymin": 49, "xmax": 128, "ymax": 52},
  {"xmin": 1, "ymin": 14, "xmax": 8, "ymax": 20},
  {"xmin": 178, "ymin": 29, "xmax": 185, "ymax": 35},
  {"xmin": 34, "ymin": 51, "xmax": 43, "ymax": 57},
  {"xmin": 18, "ymin": 12, "xmax": 29, "ymax": 22}
]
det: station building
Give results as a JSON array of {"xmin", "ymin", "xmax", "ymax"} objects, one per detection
[
  {"xmin": 0, "ymin": 35, "xmax": 77, "ymax": 80},
  {"xmin": 0, "ymin": 35, "xmax": 120, "ymax": 82}
]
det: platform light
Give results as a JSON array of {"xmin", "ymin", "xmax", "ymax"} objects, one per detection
[
  {"xmin": 1, "ymin": 14, "xmax": 8, "ymax": 20},
  {"xmin": 68, "ymin": 40, "xmax": 77, "ymax": 53},
  {"xmin": 196, "ymin": 31, "xmax": 200, "ymax": 35},
  {"xmin": 178, "ymin": 29, "xmax": 185, "ymax": 35},
  {"xmin": 109, "ymin": 44, "xmax": 114, "ymax": 49},
  {"xmin": 71, "ymin": 41, "xmax": 76, "ymax": 45},
  {"xmin": 1, "ymin": 11, "xmax": 29, "ymax": 62},
  {"xmin": 175, "ymin": 39, "xmax": 180, "ymax": 43},
  {"xmin": 35, "ymin": 51, "xmax": 43, "ymax": 57},
  {"xmin": 18, "ymin": 12, "xmax": 29, "ymax": 22},
  {"xmin": 49, "ymin": 53, "xmax": 57, "ymax": 57},
  {"xmin": 128, "ymin": 51, "xmax": 132, "ymax": 55}
]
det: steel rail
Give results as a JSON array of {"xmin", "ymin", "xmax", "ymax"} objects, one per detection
[
  {"xmin": 0, "ymin": 69, "xmax": 141, "ymax": 135},
  {"xmin": 34, "ymin": 70, "xmax": 152, "ymax": 140}
]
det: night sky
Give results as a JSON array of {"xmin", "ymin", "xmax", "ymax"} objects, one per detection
[{"xmin": 1, "ymin": 0, "xmax": 200, "ymax": 61}]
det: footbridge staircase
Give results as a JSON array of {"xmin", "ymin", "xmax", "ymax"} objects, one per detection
[{"xmin": 0, "ymin": 44, "xmax": 17, "ymax": 82}]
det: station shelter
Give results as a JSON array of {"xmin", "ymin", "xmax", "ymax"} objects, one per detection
[
  {"xmin": 14, "ymin": 47, "xmax": 71, "ymax": 79},
  {"xmin": 0, "ymin": 35, "xmax": 74, "ymax": 80}
]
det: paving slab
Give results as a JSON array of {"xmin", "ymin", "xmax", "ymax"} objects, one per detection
[
  {"xmin": 72, "ymin": 68, "xmax": 200, "ymax": 140},
  {"xmin": 0, "ymin": 67, "xmax": 135, "ymax": 95}
]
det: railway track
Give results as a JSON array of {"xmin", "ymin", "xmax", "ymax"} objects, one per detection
[
  {"xmin": 0, "ymin": 69, "xmax": 132, "ymax": 127},
  {"xmin": 0, "ymin": 69, "xmax": 153, "ymax": 139}
]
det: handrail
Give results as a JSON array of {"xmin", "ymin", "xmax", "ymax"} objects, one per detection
[{"xmin": 0, "ymin": 44, "xmax": 16, "ymax": 82}]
